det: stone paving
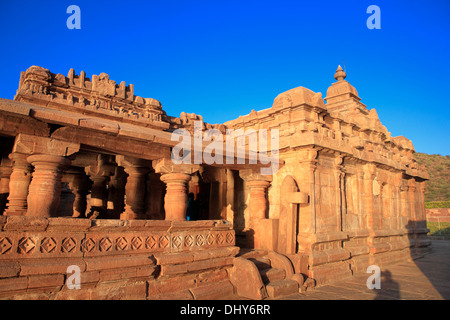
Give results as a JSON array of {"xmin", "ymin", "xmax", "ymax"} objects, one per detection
[{"xmin": 282, "ymin": 240, "xmax": 450, "ymax": 300}]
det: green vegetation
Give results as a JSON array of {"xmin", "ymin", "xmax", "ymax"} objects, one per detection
[
  {"xmin": 413, "ymin": 153, "xmax": 450, "ymax": 202},
  {"xmin": 425, "ymin": 201, "xmax": 450, "ymax": 209},
  {"xmin": 427, "ymin": 221, "xmax": 450, "ymax": 236}
]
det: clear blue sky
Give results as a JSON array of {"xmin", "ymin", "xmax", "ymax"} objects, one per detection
[{"xmin": 0, "ymin": 0, "xmax": 449, "ymax": 155}]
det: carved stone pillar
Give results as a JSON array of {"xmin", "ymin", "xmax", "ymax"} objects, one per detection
[
  {"xmin": 85, "ymin": 154, "xmax": 115, "ymax": 219},
  {"xmin": 90, "ymin": 176, "xmax": 109, "ymax": 216},
  {"xmin": 240, "ymin": 169, "xmax": 272, "ymax": 220},
  {"xmin": 334, "ymin": 154, "xmax": 345, "ymax": 232},
  {"xmin": 160, "ymin": 173, "xmax": 191, "ymax": 221},
  {"xmin": 27, "ymin": 154, "xmax": 71, "ymax": 217},
  {"xmin": 64, "ymin": 167, "xmax": 91, "ymax": 218},
  {"xmin": 239, "ymin": 169, "xmax": 272, "ymax": 250},
  {"xmin": 121, "ymin": 166, "xmax": 149, "ymax": 220},
  {"xmin": 296, "ymin": 147, "xmax": 319, "ymax": 235},
  {"xmin": 108, "ymin": 166, "xmax": 127, "ymax": 219},
  {"xmin": 0, "ymin": 163, "xmax": 12, "ymax": 214},
  {"xmin": 145, "ymin": 172, "xmax": 165, "ymax": 220},
  {"xmin": 247, "ymin": 180, "xmax": 271, "ymax": 220},
  {"xmin": 4, "ymin": 153, "xmax": 32, "ymax": 216},
  {"xmin": 153, "ymin": 158, "xmax": 199, "ymax": 221},
  {"xmin": 363, "ymin": 163, "xmax": 377, "ymax": 230},
  {"xmin": 117, "ymin": 156, "xmax": 151, "ymax": 220},
  {"xmin": 8, "ymin": 134, "xmax": 79, "ymax": 217},
  {"xmin": 407, "ymin": 179, "xmax": 417, "ymax": 226}
]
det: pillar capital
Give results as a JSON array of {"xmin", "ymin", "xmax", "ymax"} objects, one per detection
[
  {"xmin": 85, "ymin": 154, "xmax": 115, "ymax": 178},
  {"xmin": 116, "ymin": 155, "xmax": 152, "ymax": 169},
  {"xmin": 27, "ymin": 154, "xmax": 71, "ymax": 168},
  {"xmin": 239, "ymin": 168, "xmax": 272, "ymax": 183},
  {"xmin": 296, "ymin": 147, "xmax": 320, "ymax": 165},
  {"xmin": 160, "ymin": 172, "xmax": 191, "ymax": 184},
  {"xmin": 123, "ymin": 166, "xmax": 150, "ymax": 176},
  {"xmin": 8, "ymin": 152, "xmax": 31, "ymax": 169},
  {"xmin": 153, "ymin": 157, "xmax": 200, "ymax": 175},
  {"xmin": 246, "ymin": 179, "xmax": 271, "ymax": 189}
]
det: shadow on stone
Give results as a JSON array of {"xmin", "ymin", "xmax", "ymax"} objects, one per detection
[
  {"xmin": 374, "ymin": 270, "xmax": 401, "ymax": 300},
  {"xmin": 405, "ymin": 219, "xmax": 450, "ymax": 299}
]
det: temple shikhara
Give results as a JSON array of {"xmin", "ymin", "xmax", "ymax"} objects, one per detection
[{"xmin": 0, "ymin": 65, "xmax": 430, "ymax": 299}]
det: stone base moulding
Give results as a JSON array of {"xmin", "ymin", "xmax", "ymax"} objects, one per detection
[{"xmin": 0, "ymin": 216, "xmax": 236, "ymax": 300}]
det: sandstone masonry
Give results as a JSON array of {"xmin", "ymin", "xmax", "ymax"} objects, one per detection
[{"xmin": 0, "ymin": 65, "xmax": 430, "ymax": 299}]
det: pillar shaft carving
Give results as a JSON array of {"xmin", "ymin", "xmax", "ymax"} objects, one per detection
[
  {"xmin": 108, "ymin": 166, "xmax": 127, "ymax": 219},
  {"xmin": 0, "ymin": 164, "xmax": 12, "ymax": 214},
  {"xmin": 117, "ymin": 155, "xmax": 152, "ymax": 220},
  {"xmin": 145, "ymin": 172, "xmax": 165, "ymax": 220},
  {"xmin": 4, "ymin": 153, "xmax": 32, "ymax": 216},
  {"xmin": 64, "ymin": 167, "xmax": 91, "ymax": 218},
  {"xmin": 160, "ymin": 173, "xmax": 191, "ymax": 221},
  {"xmin": 121, "ymin": 166, "xmax": 149, "ymax": 220},
  {"xmin": 153, "ymin": 158, "xmax": 199, "ymax": 221},
  {"xmin": 85, "ymin": 155, "xmax": 115, "ymax": 218},
  {"xmin": 239, "ymin": 169, "xmax": 272, "ymax": 220},
  {"xmin": 27, "ymin": 154, "xmax": 71, "ymax": 217},
  {"xmin": 247, "ymin": 179, "xmax": 271, "ymax": 220}
]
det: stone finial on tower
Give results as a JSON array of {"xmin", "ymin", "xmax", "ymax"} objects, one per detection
[{"xmin": 334, "ymin": 65, "xmax": 346, "ymax": 82}]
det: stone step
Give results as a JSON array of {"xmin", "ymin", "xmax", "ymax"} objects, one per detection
[
  {"xmin": 237, "ymin": 249, "xmax": 268, "ymax": 260},
  {"xmin": 265, "ymin": 279, "xmax": 299, "ymax": 299},
  {"xmin": 249, "ymin": 258, "xmax": 271, "ymax": 270},
  {"xmin": 260, "ymin": 268, "xmax": 285, "ymax": 284}
]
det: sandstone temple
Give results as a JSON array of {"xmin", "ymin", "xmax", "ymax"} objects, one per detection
[{"xmin": 0, "ymin": 65, "xmax": 430, "ymax": 299}]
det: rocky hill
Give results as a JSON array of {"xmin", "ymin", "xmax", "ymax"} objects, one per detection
[{"xmin": 414, "ymin": 152, "xmax": 450, "ymax": 204}]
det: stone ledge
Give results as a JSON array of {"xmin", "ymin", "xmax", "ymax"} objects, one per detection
[
  {"xmin": 1, "ymin": 216, "xmax": 233, "ymax": 233},
  {"xmin": 189, "ymin": 279, "xmax": 234, "ymax": 300},
  {"xmin": 160, "ymin": 257, "xmax": 234, "ymax": 276},
  {"xmin": 153, "ymin": 246, "xmax": 239, "ymax": 265}
]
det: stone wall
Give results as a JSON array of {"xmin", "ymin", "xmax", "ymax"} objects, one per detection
[
  {"xmin": 0, "ymin": 64, "xmax": 432, "ymax": 296},
  {"xmin": 223, "ymin": 67, "xmax": 430, "ymax": 287},
  {"xmin": 0, "ymin": 216, "xmax": 237, "ymax": 299},
  {"xmin": 426, "ymin": 208, "xmax": 450, "ymax": 223}
]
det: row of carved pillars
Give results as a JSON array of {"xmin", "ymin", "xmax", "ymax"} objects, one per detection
[
  {"xmin": 0, "ymin": 152, "xmax": 274, "ymax": 223},
  {"xmin": 0, "ymin": 152, "xmax": 191, "ymax": 220}
]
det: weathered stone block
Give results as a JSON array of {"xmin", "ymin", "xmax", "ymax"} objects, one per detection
[
  {"xmin": 189, "ymin": 280, "xmax": 234, "ymax": 300},
  {"xmin": 0, "ymin": 276, "xmax": 28, "ymax": 292},
  {"xmin": 148, "ymin": 274, "xmax": 196, "ymax": 296},
  {"xmin": 85, "ymin": 255, "xmax": 154, "ymax": 271},
  {"xmin": 228, "ymin": 257, "xmax": 267, "ymax": 300},
  {"xmin": 153, "ymin": 251, "xmax": 194, "ymax": 265},
  {"xmin": 0, "ymin": 260, "xmax": 20, "ymax": 278},
  {"xmin": 149, "ymin": 289, "xmax": 193, "ymax": 300},
  {"xmin": 265, "ymin": 279, "xmax": 298, "ymax": 299},
  {"xmin": 27, "ymin": 273, "xmax": 65, "ymax": 289},
  {"xmin": 3, "ymin": 216, "xmax": 49, "ymax": 231},
  {"xmin": 19, "ymin": 258, "xmax": 86, "ymax": 276},
  {"xmin": 196, "ymin": 268, "xmax": 228, "ymax": 287}
]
